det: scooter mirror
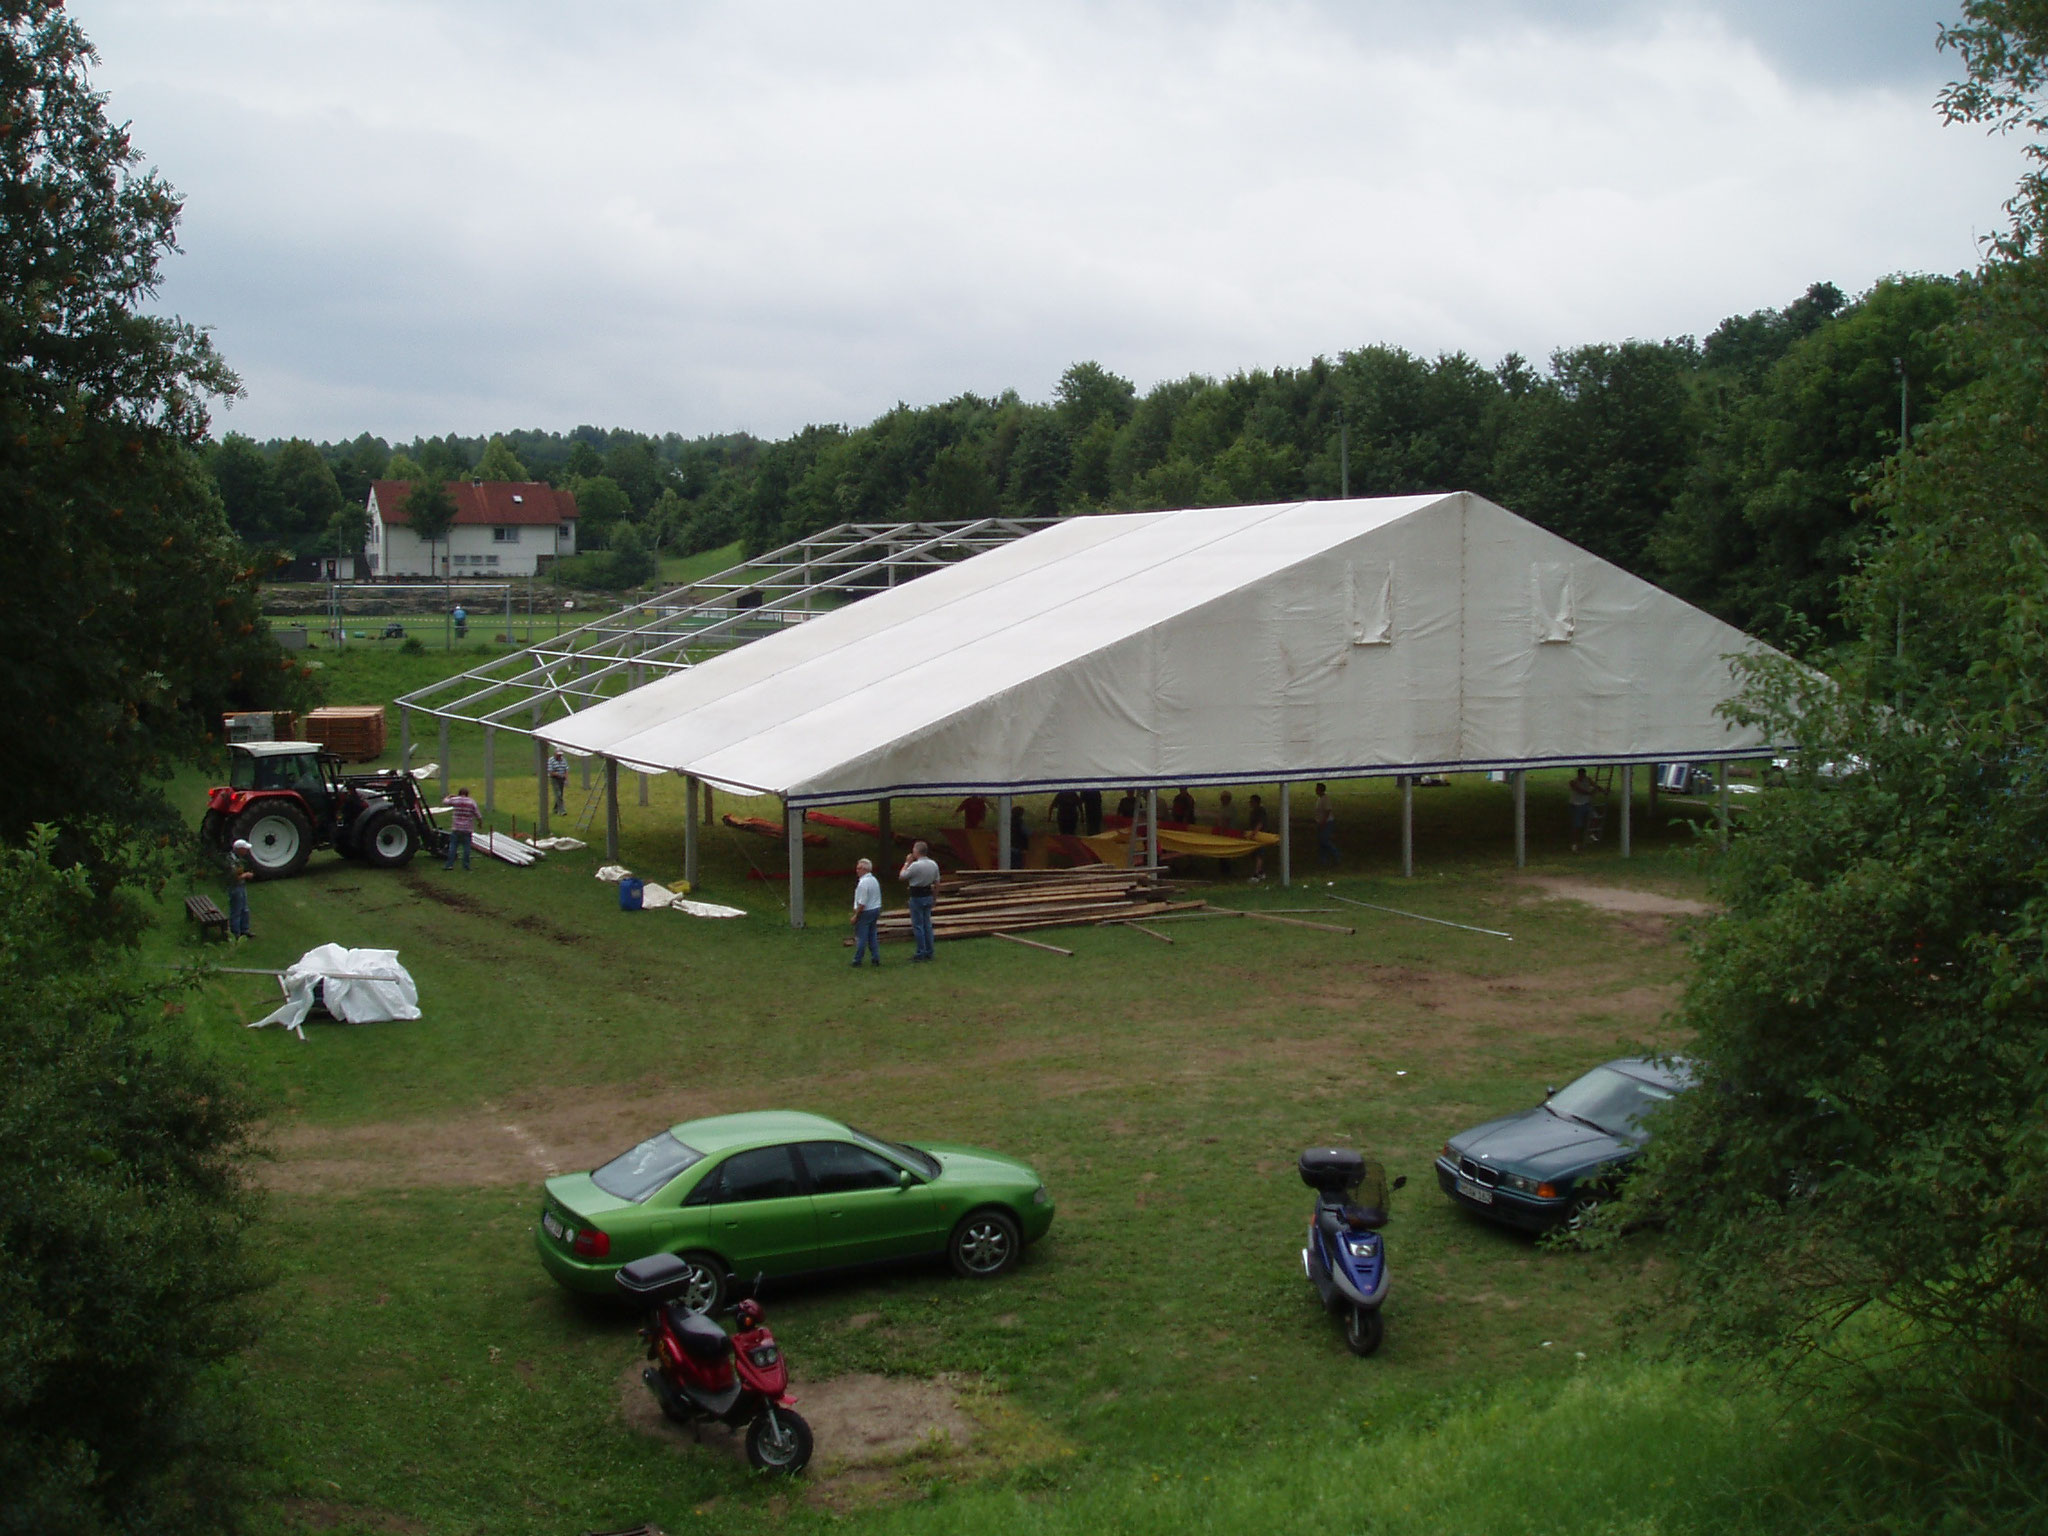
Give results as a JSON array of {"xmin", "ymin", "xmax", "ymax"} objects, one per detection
[{"xmin": 1391, "ymin": 1175, "xmax": 1407, "ymax": 1190}]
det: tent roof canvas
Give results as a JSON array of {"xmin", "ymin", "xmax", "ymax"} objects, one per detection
[{"xmin": 541, "ymin": 493, "xmax": 1784, "ymax": 804}]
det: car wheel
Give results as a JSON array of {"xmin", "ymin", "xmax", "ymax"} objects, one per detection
[
  {"xmin": 948, "ymin": 1208, "xmax": 1021, "ymax": 1279},
  {"xmin": 231, "ymin": 801, "xmax": 313, "ymax": 879},
  {"xmin": 745, "ymin": 1407, "xmax": 812, "ymax": 1474},
  {"xmin": 667, "ymin": 1251, "xmax": 728, "ymax": 1315},
  {"xmin": 1344, "ymin": 1304, "xmax": 1384, "ymax": 1357},
  {"xmin": 357, "ymin": 809, "xmax": 419, "ymax": 868},
  {"xmin": 1563, "ymin": 1190, "xmax": 1603, "ymax": 1232}
]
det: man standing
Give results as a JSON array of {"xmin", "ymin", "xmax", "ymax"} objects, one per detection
[
  {"xmin": 226, "ymin": 837, "xmax": 255, "ymax": 940},
  {"xmin": 1080, "ymin": 787, "xmax": 1103, "ymax": 836},
  {"xmin": 443, "ymin": 786, "xmax": 480, "ymax": 870},
  {"xmin": 1245, "ymin": 794, "xmax": 1270, "ymax": 882},
  {"xmin": 850, "ymin": 858, "xmax": 883, "ymax": 967},
  {"xmin": 1050, "ymin": 789, "xmax": 1080, "ymax": 837},
  {"xmin": 547, "ymin": 749, "xmax": 570, "ymax": 814},
  {"xmin": 955, "ymin": 794, "xmax": 989, "ymax": 829},
  {"xmin": 1314, "ymin": 782, "xmax": 1339, "ymax": 866},
  {"xmin": 1567, "ymin": 768, "xmax": 1606, "ymax": 852},
  {"xmin": 899, "ymin": 840, "xmax": 940, "ymax": 962}
]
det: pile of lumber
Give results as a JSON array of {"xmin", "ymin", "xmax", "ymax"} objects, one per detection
[
  {"xmin": 303, "ymin": 706, "xmax": 388, "ymax": 761},
  {"xmin": 870, "ymin": 865, "xmax": 1204, "ymax": 945}
]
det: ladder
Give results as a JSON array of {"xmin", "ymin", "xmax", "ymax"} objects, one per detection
[{"xmin": 573, "ymin": 781, "xmax": 605, "ymax": 835}]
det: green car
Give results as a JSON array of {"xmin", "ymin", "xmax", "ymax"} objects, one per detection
[{"xmin": 535, "ymin": 1110, "xmax": 1055, "ymax": 1310}]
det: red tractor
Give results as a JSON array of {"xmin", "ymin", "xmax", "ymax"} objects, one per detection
[{"xmin": 201, "ymin": 742, "xmax": 447, "ymax": 879}]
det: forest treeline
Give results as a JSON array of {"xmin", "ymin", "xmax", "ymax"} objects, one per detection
[{"xmin": 216, "ymin": 272, "xmax": 1963, "ymax": 651}]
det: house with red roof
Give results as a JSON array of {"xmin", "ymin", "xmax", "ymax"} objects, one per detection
[{"xmin": 366, "ymin": 480, "xmax": 579, "ymax": 578}]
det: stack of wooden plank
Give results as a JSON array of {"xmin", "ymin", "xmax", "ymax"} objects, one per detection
[
  {"xmin": 303, "ymin": 706, "xmax": 388, "ymax": 761},
  {"xmin": 870, "ymin": 865, "xmax": 1203, "ymax": 945}
]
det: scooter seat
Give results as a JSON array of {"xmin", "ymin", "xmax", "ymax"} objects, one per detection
[{"xmin": 667, "ymin": 1305, "xmax": 734, "ymax": 1361}]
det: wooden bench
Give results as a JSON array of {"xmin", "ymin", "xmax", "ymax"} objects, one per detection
[{"xmin": 184, "ymin": 893, "xmax": 230, "ymax": 941}]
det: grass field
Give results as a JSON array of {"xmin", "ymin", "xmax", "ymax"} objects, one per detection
[{"xmin": 152, "ymin": 645, "xmax": 1823, "ymax": 1535}]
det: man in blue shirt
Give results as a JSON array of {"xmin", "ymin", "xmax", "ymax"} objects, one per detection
[{"xmin": 850, "ymin": 858, "xmax": 883, "ymax": 968}]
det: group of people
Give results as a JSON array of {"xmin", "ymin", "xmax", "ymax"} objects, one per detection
[{"xmin": 849, "ymin": 841, "xmax": 941, "ymax": 967}]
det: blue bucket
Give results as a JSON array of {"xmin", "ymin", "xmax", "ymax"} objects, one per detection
[{"xmin": 618, "ymin": 877, "xmax": 644, "ymax": 911}]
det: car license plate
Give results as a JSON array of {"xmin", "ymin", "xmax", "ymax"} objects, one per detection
[
  {"xmin": 1456, "ymin": 1178, "xmax": 1495, "ymax": 1205},
  {"xmin": 542, "ymin": 1210, "xmax": 566, "ymax": 1241}
]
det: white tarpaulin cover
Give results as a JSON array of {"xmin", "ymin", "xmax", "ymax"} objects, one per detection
[
  {"xmin": 251, "ymin": 944, "xmax": 422, "ymax": 1040},
  {"xmin": 542, "ymin": 494, "xmax": 1788, "ymax": 805}
]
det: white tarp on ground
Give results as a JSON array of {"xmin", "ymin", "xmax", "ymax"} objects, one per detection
[
  {"xmin": 251, "ymin": 944, "xmax": 422, "ymax": 1040},
  {"xmin": 541, "ymin": 494, "xmax": 1789, "ymax": 806}
]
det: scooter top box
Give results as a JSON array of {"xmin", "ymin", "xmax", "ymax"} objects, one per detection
[
  {"xmin": 1299, "ymin": 1147, "xmax": 1367, "ymax": 1193},
  {"xmin": 615, "ymin": 1251, "xmax": 696, "ymax": 1302}
]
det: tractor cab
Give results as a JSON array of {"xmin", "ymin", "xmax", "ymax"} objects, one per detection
[{"xmin": 227, "ymin": 742, "xmax": 337, "ymax": 804}]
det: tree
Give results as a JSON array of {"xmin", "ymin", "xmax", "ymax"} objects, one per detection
[
  {"xmin": 605, "ymin": 521, "xmax": 656, "ymax": 588},
  {"xmin": 1054, "ymin": 360, "xmax": 1136, "ymax": 437},
  {"xmin": 473, "ymin": 434, "xmax": 527, "ymax": 481},
  {"xmin": 1627, "ymin": 7, "xmax": 2048, "ymax": 1427},
  {"xmin": 383, "ymin": 449, "xmax": 424, "ymax": 481},
  {"xmin": 0, "ymin": 0, "xmax": 308, "ymax": 881},
  {"xmin": 271, "ymin": 437, "xmax": 341, "ymax": 558},
  {"xmin": 402, "ymin": 479, "xmax": 457, "ymax": 576},
  {"xmin": 206, "ymin": 435, "xmax": 283, "ymax": 546},
  {"xmin": 0, "ymin": 831, "xmax": 264, "ymax": 1536},
  {"xmin": 567, "ymin": 473, "xmax": 631, "ymax": 548}
]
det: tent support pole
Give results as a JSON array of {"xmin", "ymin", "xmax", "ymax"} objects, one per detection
[
  {"xmin": 786, "ymin": 800, "xmax": 805, "ymax": 927},
  {"xmin": 438, "ymin": 717, "xmax": 450, "ymax": 799},
  {"xmin": 533, "ymin": 717, "xmax": 549, "ymax": 837},
  {"xmin": 1279, "ymin": 783, "xmax": 1292, "ymax": 888},
  {"xmin": 637, "ymin": 771, "xmax": 649, "ymax": 808},
  {"xmin": 1718, "ymin": 769, "xmax": 1730, "ymax": 849},
  {"xmin": 683, "ymin": 775, "xmax": 699, "ymax": 888},
  {"xmin": 604, "ymin": 759, "xmax": 619, "ymax": 864},
  {"xmin": 399, "ymin": 705, "xmax": 411, "ymax": 772},
  {"xmin": 482, "ymin": 725, "xmax": 495, "ymax": 813},
  {"xmin": 1620, "ymin": 764, "xmax": 1633, "ymax": 858},
  {"xmin": 1146, "ymin": 789, "xmax": 1159, "ymax": 873},
  {"xmin": 1400, "ymin": 775, "xmax": 1414, "ymax": 877},
  {"xmin": 997, "ymin": 794, "xmax": 1013, "ymax": 870},
  {"xmin": 1513, "ymin": 769, "xmax": 1526, "ymax": 868},
  {"xmin": 1648, "ymin": 770, "xmax": 1658, "ymax": 820},
  {"xmin": 877, "ymin": 797, "xmax": 893, "ymax": 865}
]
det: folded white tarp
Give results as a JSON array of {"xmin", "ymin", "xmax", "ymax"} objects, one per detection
[
  {"xmin": 539, "ymin": 494, "xmax": 1791, "ymax": 806},
  {"xmin": 673, "ymin": 898, "xmax": 746, "ymax": 918},
  {"xmin": 595, "ymin": 864, "xmax": 632, "ymax": 882},
  {"xmin": 531, "ymin": 836, "xmax": 587, "ymax": 851},
  {"xmin": 250, "ymin": 944, "xmax": 422, "ymax": 1040}
]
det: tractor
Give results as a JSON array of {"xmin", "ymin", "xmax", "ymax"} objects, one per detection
[{"xmin": 201, "ymin": 741, "xmax": 447, "ymax": 879}]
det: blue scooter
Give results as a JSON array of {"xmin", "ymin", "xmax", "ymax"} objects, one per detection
[{"xmin": 1299, "ymin": 1147, "xmax": 1406, "ymax": 1356}]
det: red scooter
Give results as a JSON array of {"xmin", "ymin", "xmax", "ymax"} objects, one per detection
[{"xmin": 616, "ymin": 1254, "xmax": 813, "ymax": 1474}]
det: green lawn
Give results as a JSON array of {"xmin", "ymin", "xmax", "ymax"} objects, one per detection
[{"xmin": 154, "ymin": 645, "xmax": 1821, "ymax": 1535}]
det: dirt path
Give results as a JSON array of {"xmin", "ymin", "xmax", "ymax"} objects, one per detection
[{"xmin": 1517, "ymin": 875, "xmax": 1714, "ymax": 917}]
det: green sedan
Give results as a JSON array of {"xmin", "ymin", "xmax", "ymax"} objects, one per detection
[{"xmin": 534, "ymin": 1110, "xmax": 1055, "ymax": 1310}]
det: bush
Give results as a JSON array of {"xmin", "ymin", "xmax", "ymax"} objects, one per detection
[{"xmin": 0, "ymin": 830, "xmax": 265, "ymax": 1536}]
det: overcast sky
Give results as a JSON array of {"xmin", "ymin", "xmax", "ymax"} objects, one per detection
[{"xmin": 76, "ymin": 0, "xmax": 2023, "ymax": 446}]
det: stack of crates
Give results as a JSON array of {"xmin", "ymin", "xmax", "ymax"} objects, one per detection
[{"xmin": 303, "ymin": 706, "xmax": 389, "ymax": 762}]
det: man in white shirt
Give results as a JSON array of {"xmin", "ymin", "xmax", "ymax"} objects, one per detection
[
  {"xmin": 850, "ymin": 858, "xmax": 883, "ymax": 967},
  {"xmin": 547, "ymin": 750, "xmax": 569, "ymax": 813},
  {"xmin": 899, "ymin": 840, "xmax": 941, "ymax": 962}
]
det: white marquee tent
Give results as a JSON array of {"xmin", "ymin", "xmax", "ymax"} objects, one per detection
[{"xmin": 543, "ymin": 493, "xmax": 1789, "ymax": 922}]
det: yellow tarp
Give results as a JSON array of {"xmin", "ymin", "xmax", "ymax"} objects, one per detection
[{"xmin": 1079, "ymin": 826, "xmax": 1278, "ymax": 864}]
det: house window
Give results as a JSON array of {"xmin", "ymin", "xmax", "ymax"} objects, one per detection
[
  {"xmin": 559, "ymin": 523, "xmax": 572, "ymax": 538},
  {"xmin": 493, "ymin": 527, "xmax": 520, "ymax": 544},
  {"xmin": 485, "ymin": 554, "xmax": 500, "ymax": 565}
]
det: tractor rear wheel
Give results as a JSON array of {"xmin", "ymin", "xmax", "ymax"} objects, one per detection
[
  {"xmin": 357, "ymin": 809, "xmax": 419, "ymax": 869},
  {"xmin": 199, "ymin": 809, "xmax": 228, "ymax": 853},
  {"xmin": 231, "ymin": 801, "xmax": 313, "ymax": 879}
]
